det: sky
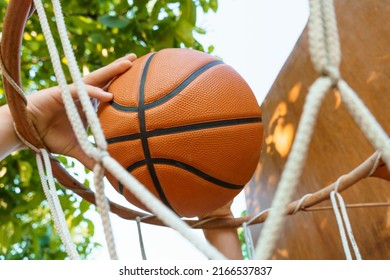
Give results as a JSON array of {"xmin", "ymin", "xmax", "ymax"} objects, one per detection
[{"xmin": 88, "ymin": 0, "xmax": 309, "ymax": 260}]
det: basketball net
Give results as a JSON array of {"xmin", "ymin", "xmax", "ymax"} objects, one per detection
[{"xmin": 15, "ymin": 0, "xmax": 390, "ymax": 260}]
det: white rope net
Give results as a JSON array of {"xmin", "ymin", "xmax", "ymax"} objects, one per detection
[{"xmin": 26, "ymin": 0, "xmax": 389, "ymax": 260}]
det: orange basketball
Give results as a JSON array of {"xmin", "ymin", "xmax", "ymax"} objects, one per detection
[{"xmin": 98, "ymin": 48, "xmax": 263, "ymax": 218}]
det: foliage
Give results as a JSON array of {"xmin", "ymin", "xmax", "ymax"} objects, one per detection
[
  {"xmin": 238, "ymin": 210, "xmax": 250, "ymax": 260},
  {"xmin": 0, "ymin": 0, "xmax": 217, "ymax": 259}
]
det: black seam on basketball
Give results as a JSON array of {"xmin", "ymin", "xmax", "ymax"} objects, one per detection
[
  {"xmin": 143, "ymin": 60, "xmax": 223, "ymax": 109},
  {"xmin": 118, "ymin": 160, "xmax": 147, "ymax": 194},
  {"xmin": 138, "ymin": 53, "xmax": 174, "ymax": 211},
  {"xmin": 108, "ymin": 60, "xmax": 224, "ymax": 112},
  {"xmin": 107, "ymin": 132, "xmax": 142, "ymax": 144},
  {"xmin": 106, "ymin": 117, "xmax": 262, "ymax": 144},
  {"xmin": 109, "ymin": 101, "xmax": 138, "ymax": 112},
  {"xmin": 124, "ymin": 158, "xmax": 243, "ymax": 190}
]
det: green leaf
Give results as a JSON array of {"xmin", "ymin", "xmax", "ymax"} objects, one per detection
[
  {"xmin": 180, "ymin": 0, "xmax": 197, "ymax": 25},
  {"xmin": 197, "ymin": 0, "xmax": 209, "ymax": 12},
  {"xmin": 69, "ymin": 16, "xmax": 96, "ymax": 31},
  {"xmin": 209, "ymin": 0, "xmax": 218, "ymax": 12},
  {"xmin": 207, "ymin": 45, "xmax": 215, "ymax": 53},
  {"xmin": 79, "ymin": 200, "xmax": 91, "ymax": 213},
  {"xmin": 56, "ymin": 155, "xmax": 68, "ymax": 166},
  {"xmin": 11, "ymin": 192, "xmax": 42, "ymax": 214},
  {"xmin": 17, "ymin": 160, "xmax": 33, "ymax": 187},
  {"xmin": 194, "ymin": 26, "xmax": 206, "ymax": 34},
  {"xmin": 90, "ymin": 33, "xmax": 106, "ymax": 44},
  {"xmin": 0, "ymin": 225, "xmax": 10, "ymax": 253},
  {"xmin": 10, "ymin": 225, "xmax": 22, "ymax": 244},
  {"xmin": 151, "ymin": 1, "xmax": 163, "ymax": 21},
  {"xmin": 39, "ymin": 234, "xmax": 50, "ymax": 248},
  {"xmin": 98, "ymin": 15, "xmax": 130, "ymax": 29},
  {"xmin": 32, "ymin": 232, "xmax": 40, "ymax": 255},
  {"xmin": 175, "ymin": 20, "xmax": 195, "ymax": 46},
  {"xmin": 83, "ymin": 179, "xmax": 90, "ymax": 188},
  {"xmin": 87, "ymin": 220, "xmax": 95, "ymax": 236}
]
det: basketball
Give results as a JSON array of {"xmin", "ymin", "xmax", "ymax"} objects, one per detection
[{"xmin": 98, "ymin": 48, "xmax": 263, "ymax": 218}]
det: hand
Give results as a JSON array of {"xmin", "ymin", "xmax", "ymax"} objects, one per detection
[{"xmin": 27, "ymin": 54, "xmax": 137, "ymax": 168}]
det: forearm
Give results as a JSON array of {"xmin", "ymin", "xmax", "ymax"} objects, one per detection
[
  {"xmin": 0, "ymin": 105, "xmax": 24, "ymax": 160},
  {"xmin": 199, "ymin": 202, "xmax": 244, "ymax": 260},
  {"xmin": 203, "ymin": 227, "xmax": 243, "ymax": 260}
]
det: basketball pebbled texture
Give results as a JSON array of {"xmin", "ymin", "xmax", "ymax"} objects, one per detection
[{"xmin": 98, "ymin": 48, "xmax": 263, "ymax": 218}]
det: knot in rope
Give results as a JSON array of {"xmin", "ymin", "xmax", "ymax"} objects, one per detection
[
  {"xmin": 292, "ymin": 193, "xmax": 313, "ymax": 214},
  {"xmin": 95, "ymin": 149, "xmax": 110, "ymax": 163},
  {"xmin": 322, "ymin": 65, "xmax": 340, "ymax": 86}
]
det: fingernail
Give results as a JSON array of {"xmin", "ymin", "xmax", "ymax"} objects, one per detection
[
  {"xmin": 98, "ymin": 88, "xmax": 113, "ymax": 99},
  {"xmin": 121, "ymin": 60, "xmax": 132, "ymax": 66}
]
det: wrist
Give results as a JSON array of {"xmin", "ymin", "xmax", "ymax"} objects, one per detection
[{"xmin": 0, "ymin": 105, "xmax": 25, "ymax": 159}]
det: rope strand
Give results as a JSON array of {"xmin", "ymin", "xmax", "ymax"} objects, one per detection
[
  {"xmin": 330, "ymin": 177, "xmax": 362, "ymax": 260},
  {"xmin": 36, "ymin": 149, "xmax": 80, "ymax": 259},
  {"xmin": 93, "ymin": 163, "xmax": 118, "ymax": 259},
  {"xmin": 136, "ymin": 217, "xmax": 147, "ymax": 260},
  {"xmin": 255, "ymin": 77, "xmax": 333, "ymax": 259}
]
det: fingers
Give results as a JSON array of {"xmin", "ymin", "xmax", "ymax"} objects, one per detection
[
  {"xmin": 198, "ymin": 200, "xmax": 234, "ymax": 219},
  {"xmin": 84, "ymin": 85, "xmax": 113, "ymax": 102},
  {"xmin": 83, "ymin": 53, "xmax": 137, "ymax": 87},
  {"xmin": 68, "ymin": 84, "xmax": 113, "ymax": 102},
  {"xmin": 113, "ymin": 53, "xmax": 137, "ymax": 63},
  {"xmin": 83, "ymin": 61, "xmax": 131, "ymax": 87}
]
